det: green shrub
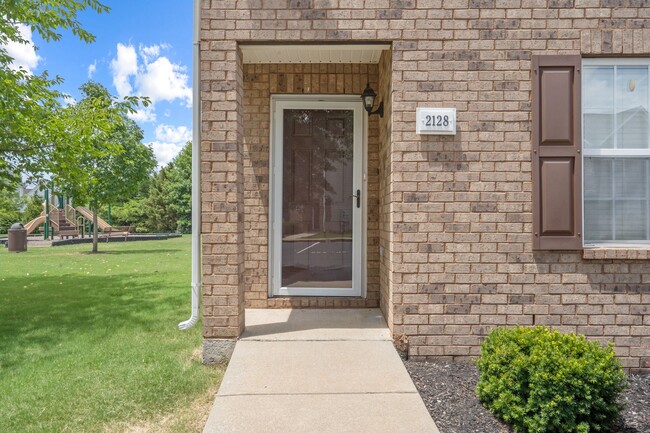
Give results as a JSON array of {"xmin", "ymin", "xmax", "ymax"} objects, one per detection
[{"xmin": 476, "ymin": 326, "xmax": 627, "ymax": 433}]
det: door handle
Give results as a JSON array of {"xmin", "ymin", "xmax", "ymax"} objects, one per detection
[{"xmin": 351, "ymin": 189, "xmax": 360, "ymax": 208}]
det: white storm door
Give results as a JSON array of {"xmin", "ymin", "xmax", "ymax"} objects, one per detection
[{"xmin": 270, "ymin": 97, "xmax": 364, "ymax": 297}]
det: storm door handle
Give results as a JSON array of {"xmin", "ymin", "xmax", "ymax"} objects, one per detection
[{"xmin": 351, "ymin": 189, "xmax": 360, "ymax": 208}]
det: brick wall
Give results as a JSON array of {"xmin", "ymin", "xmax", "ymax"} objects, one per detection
[
  {"xmin": 201, "ymin": 43, "xmax": 245, "ymax": 339},
  {"xmin": 202, "ymin": 0, "xmax": 650, "ymax": 371},
  {"xmin": 378, "ymin": 49, "xmax": 394, "ymax": 332}
]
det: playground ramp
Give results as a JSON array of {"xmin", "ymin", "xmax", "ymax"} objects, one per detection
[
  {"xmin": 23, "ymin": 209, "xmax": 77, "ymax": 237},
  {"xmin": 75, "ymin": 206, "xmax": 112, "ymax": 231},
  {"xmin": 21, "ymin": 207, "xmax": 123, "ymax": 237},
  {"xmin": 24, "ymin": 215, "xmax": 46, "ymax": 235}
]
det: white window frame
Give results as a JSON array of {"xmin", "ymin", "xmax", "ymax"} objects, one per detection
[{"xmin": 582, "ymin": 58, "xmax": 650, "ymax": 247}]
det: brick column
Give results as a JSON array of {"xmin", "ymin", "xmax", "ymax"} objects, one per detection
[{"xmin": 201, "ymin": 40, "xmax": 245, "ymax": 363}]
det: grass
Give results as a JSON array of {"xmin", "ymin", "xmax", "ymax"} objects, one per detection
[{"xmin": 0, "ymin": 236, "xmax": 223, "ymax": 433}]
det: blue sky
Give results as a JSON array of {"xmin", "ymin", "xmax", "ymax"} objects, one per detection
[{"xmin": 6, "ymin": 1, "xmax": 193, "ymax": 166}]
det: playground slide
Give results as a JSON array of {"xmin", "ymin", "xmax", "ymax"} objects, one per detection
[
  {"xmin": 75, "ymin": 206, "xmax": 112, "ymax": 231},
  {"xmin": 24, "ymin": 215, "xmax": 46, "ymax": 235}
]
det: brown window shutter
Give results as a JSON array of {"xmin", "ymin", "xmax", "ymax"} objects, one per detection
[{"xmin": 532, "ymin": 55, "xmax": 582, "ymax": 250}]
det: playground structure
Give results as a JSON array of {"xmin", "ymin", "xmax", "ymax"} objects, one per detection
[{"xmin": 23, "ymin": 191, "xmax": 133, "ymax": 240}]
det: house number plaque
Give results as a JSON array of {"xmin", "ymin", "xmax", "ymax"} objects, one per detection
[{"xmin": 416, "ymin": 107, "xmax": 456, "ymax": 135}]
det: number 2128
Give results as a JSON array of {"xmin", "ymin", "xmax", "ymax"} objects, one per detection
[{"xmin": 424, "ymin": 115, "xmax": 449, "ymax": 127}]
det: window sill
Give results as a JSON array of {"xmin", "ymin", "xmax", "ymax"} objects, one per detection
[{"xmin": 583, "ymin": 248, "xmax": 650, "ymax": 260}]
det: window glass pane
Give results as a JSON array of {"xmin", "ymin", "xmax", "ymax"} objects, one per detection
[
  {"xmin": 614, "ymin": 158, "xmax": 646, "ymax": 198},
  {"xmin": 585, "ymin": 200, "xmax": 613, "ymax": 241},
  {"xmin": 584, "ymin": 158, "xmax": 612, "ymax": 199},
  {"xmin": 615, "ymin": 200, "xmax": 647, "ymax": 240},
  {"xmin": 583, "ymin": 62, "xmax": 650, "ymax": 244},
  {"xmin": 616, "ymin": 67, "xmax": 649, "ymax": 149},
  {"xmin": 585, "ymin": 114, "xmax": 615, "ymax": 149},
  {"xmin": 584, "ymin": 66, "xmax": 614, "ymax": 149}
]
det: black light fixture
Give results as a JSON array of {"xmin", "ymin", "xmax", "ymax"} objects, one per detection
[{"xmin": 361, "ymin": 82, "xmax": 384, "ymax": 118}]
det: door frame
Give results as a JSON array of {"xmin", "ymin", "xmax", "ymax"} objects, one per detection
[{"xmin": 268, "ymin": 95, "xmax": 367, "ymax": 297}]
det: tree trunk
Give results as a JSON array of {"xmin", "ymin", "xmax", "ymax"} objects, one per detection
[{"xmin": 92, "ymin": 205, "xmax": 98, "ymax": 253}]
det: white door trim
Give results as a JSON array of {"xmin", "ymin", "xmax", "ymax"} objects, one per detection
[{"xmin": 268, "ymin": 95, "xmax": 367, "ymax": 297}]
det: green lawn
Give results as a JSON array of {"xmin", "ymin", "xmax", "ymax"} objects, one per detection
[{"xmin": 0, "ymin": 236, "xmax": 222, "ymax": 433}]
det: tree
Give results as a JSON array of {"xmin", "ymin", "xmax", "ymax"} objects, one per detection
[
  {"xmin": 0, "ymin": 1, "xmax": 110, "ymax": 179},
  {"xmin": 98, "ymin": 152, "xmax": 153, "ymax": 231},
  {"xmin": 144, "ymin": 168, "xmax": 178, "ymax": 233},
  {"xmin": 164, "ymin": 142, "xmax": 192, "ymax": 233},
  {"xmin": 0, "ymin": 187, "xmax": 22, "ymax": 234},
  {"xmin": 54, "ymin": 82, "xmax": 156, "ymax": 253},
  {"xmin": 23, "ymin": 192, "xmax": 44, "ymax": 222},
  {"xmin": 102, "ymin": 143, "xmax": 192, "ymax": 234},
  {"xmin": 104, "ymin": 197, "xmax": 149, "ymax": 231},
  {"xmin": 0, "ymin": 175, "xmax": 41, "ymax": 233}
]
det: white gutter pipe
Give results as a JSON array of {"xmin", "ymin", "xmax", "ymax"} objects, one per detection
[{"xmin": 179, "ymin": 0, "xmax": 201, "ymax": 331}]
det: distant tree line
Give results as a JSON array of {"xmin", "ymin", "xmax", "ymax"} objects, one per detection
[
  {"xmin": 0, "ymin": 141, "xmax": 192, "ymax": 235},
  {"xmin": 100, "ymin": 142, "xmax": 192, "ymax": 234},
  {"xmin": 0, "ymin": 1, "xmax": 193, "ymax": 251},
  {"xmin": 0, "ymin": 190, "xmax": 42, "ymax": 234}
]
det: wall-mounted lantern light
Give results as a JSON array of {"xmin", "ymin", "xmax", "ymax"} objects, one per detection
[{"xmin": 361, "ymin": 83, "xmax": 384, "ymax": 118}]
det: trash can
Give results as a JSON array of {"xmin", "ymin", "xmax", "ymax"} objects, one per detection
[{"xmin": 8, "ymin": 223, "xmax": 27, "ymax": 252}]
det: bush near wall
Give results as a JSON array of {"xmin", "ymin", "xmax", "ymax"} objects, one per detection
[{"xmin": 476, "ymin": 326, "xmax": 627, "ymax": 433}]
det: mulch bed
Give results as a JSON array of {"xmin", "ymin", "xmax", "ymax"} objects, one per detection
[{"xmin": 402, "ymin": 357, "xmax": 650, "ymax": 433}]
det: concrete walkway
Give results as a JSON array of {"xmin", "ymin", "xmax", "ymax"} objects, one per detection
[{"xmin": 203, "ymin": 309, "xmax": 440, "ymax": 433}]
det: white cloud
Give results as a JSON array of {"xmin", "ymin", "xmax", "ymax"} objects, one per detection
[
  {"xmin": 136, "ymin": 56, "xmax": 192, "ymax": 106},
  {"xmin": 109, "ymin": 43, "xmax": 193, "ymax": 165},
  {"xmin": 155, "ymin": 124, "xmax": 191, "ymax": 143},
  {"xmin": 149, "ymin": 124, "xmax": 191, "ymax": 165},
  {"xmin": 140, "ymin": 43, "xmax": 170, "ymax": 63},
  {"xmin": 110, "ymin": 43, "xmax": 138, "ymax": 97},
  {"xmin": 87, "ymin": 61, "xmax": 97, "ymax": 79},
  {"xmin": 127, "ymin": 107, "xmax": 157, "ymax": 123},
  {"xmin": 149, "ymin": 141, "xmax": 184, "ymax": 166},
  {"xmin": 4, "ymin": 24, "xmax": 40, "ymax": 74},
  {"xmin": 109, "ymin": 42, "xmax": 191, "ymax": 107}
]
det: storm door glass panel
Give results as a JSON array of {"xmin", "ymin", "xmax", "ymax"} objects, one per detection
[{"xmin": 281, "ymin": 109, "xmax": 354, "ymax": 289}]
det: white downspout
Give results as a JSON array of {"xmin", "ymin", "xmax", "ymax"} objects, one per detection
[{"xmin": 179, "ymin": 0, "xmax": 201, "ymax": 331}]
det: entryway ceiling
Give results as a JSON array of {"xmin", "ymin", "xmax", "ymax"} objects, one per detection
[{"xmin": 240, "ymin": 44, "xmax": 391, "ymax": 64}]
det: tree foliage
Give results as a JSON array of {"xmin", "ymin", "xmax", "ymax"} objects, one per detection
[
  {"xmin": 0, "ymin": 179, "xmax": 42, "ymax": 234},
  {"xmin": 55, "ymin": 82, "xmax": 155, "ymax": 206},
  {"xmin": 145, "ymin": 168, "xmax": 178, "ymax": 233},
  {"xmin": 23, "ymin": 193, "xmax": 44, "ymax": 222},
  {"xmin": 0, "ymin": 0, "xmax": 109, "ymax": 45},
  {"xmin": 0, "ymin": 1, "xmax": 110, "ymax": 179},
  {"xmin": 0, "ymin": 2, "xmax": 162, "ymax": 251},
  {"xmin": 108, "ymin": 142, "xmax": 193, "ymax": 234},
  {"xmin": 0, "ymin": 188, "xmax": 23, "ymax": 234},
  {"xmin": 163, "ymin": 142, "xmax": 192, "ymax": 233},
  {"xmin": 52, "ymin": 82, "xmax": 156, "ymax": 252}
]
